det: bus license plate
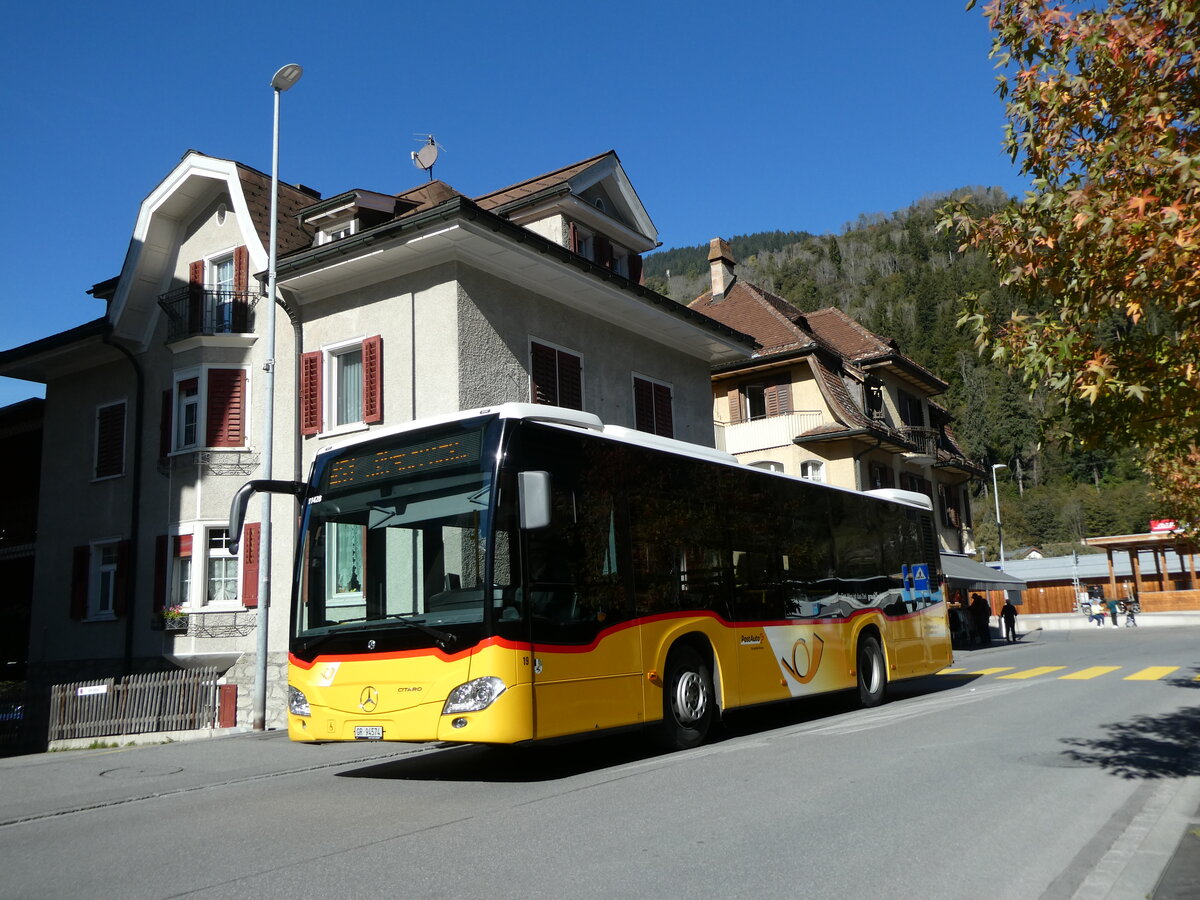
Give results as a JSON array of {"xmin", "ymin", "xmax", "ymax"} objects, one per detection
[{"xmin": 354, "ymin": 726, "xmax": 383, "ymax": 740}]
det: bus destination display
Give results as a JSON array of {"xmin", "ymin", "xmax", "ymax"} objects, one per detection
[{"xmin": 323, "ymin": 430, "xmax": 482, "ymax": 492}]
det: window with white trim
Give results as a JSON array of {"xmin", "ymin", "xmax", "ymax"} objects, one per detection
[
  {"xmin": 800, "ymin": 460, "xmax": 825, "ymax": 483},
  {"xmin": 327, "ymin": 523, "xmax": 365, "ymax": 607},
  {"xmin": 210, "ymin": 253, "xmax": 235, "ymax": 333},
  {"xmin": 750, "ymin": 460, "xmax": 784, "ymax": 473},
  {"xmin": 300, "ymin": 336, "xmax": 383, "ymax": 436},
  {"xmin": 530, "ymin": 340, "xmax": 583, "ymax": 410},
  {"xmin": 632, "ymin": 374, "xmax": 674, "ymax": 438},
  {"xmin": 167, "ymin": 368, "xmax": 248, "ymax": 452},
  {"xmin": 172, "ymin": 535, "xmax": 193, "ymax": 607},
  {"xmin": 92, "ymin": 542, "xmax": 120, "ymax": 619},
  {"xmin": 175, "ymin": 377, "xmax": 200, "ymax": 450},
  {"xmin": 318, "ymin": 219, "xmax": 357, "ymax": 245},
  {"xmin": 205, "ymin": 527, "xmax": 239, "ymax": 606}
]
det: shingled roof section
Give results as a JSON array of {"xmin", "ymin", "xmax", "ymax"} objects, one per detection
[
  {"xmin": 237, "ymin": 163, "xmax": 319, "ymax": 257},
  {"xmin": 799, "ymin": 307, "xmax": 892, "ymax": 360},
  {"xmin": 474, "ymin": 151, "xmax": 615, "ymax": 212},
  {"xmin": 688, "ymin": 281, "xmax": 813, "ymax": 356},
  {"xmin": 395, "ymin": 180, "xmax": 466, "ymax": 215}
]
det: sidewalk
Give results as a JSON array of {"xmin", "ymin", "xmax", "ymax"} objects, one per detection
[{"xmin": 1017, "ymin": 610, "xmax": 1200, "ymax": 633}]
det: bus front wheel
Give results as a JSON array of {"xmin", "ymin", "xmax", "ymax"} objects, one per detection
[
  {"xmin": 654, "ymin": 645, "xmax": 714, "ymax": 751},
  {"xmin": 857, "ymin": 634, "xmax": 887, "ymax": 708}
]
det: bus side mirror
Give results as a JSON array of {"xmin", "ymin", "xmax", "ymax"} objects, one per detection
[{"xmin": 518, "ymin": 471, "xmax": 552, "ymax": 530}]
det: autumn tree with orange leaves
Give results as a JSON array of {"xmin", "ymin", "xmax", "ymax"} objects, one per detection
[{"xmin": 943, "ymin": 0, "xmax": 1200, "ymax": 527}]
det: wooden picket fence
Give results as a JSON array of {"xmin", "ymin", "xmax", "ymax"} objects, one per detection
[{"xmin": 48, "ymin": 667, "xmax": 220, "ymax": 741}]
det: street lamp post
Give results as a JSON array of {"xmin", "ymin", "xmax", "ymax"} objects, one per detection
[
  {"xmin": 253, "ymin": 63, "xmax": 303, "ymax": 732},
  {"xmin": 992, "ymin": 463, "xmax": 1008, "ymax": 570}
]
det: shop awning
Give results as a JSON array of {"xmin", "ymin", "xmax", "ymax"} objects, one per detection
[{"xmin": 940, "ymin": 553, "xmax": 1028, "ymax": 591}]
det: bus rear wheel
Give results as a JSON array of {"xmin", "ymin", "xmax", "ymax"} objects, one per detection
[
  {"xmin": 857, "ymin": 634, "xmax": 887, "ymax": 708},
  {"xmin": 654, "ymin": 645, "xmax": 714, "ymax": 751}
]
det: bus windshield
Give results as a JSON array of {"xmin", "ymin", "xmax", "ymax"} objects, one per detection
[{"xmin": 291, "ymin": 418, "xmax": 506, "ymax": 654}]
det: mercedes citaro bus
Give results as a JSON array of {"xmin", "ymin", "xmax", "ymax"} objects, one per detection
[{"xmin": 231, "ymin": 403, "xmax": 950, "ymax": 750}]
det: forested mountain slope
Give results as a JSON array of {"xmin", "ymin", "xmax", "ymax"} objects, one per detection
[{"xmin": 643, "ymin": 188, "xmax": 1158, "ymax": 552}]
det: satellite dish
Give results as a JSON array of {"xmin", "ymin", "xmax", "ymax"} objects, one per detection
[{"xmin": 412, "ymin": 135, "xmax": 439, "ymax": 180}]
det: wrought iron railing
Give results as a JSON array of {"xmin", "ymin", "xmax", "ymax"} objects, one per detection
[
  {"xmin": 158, "ymin": 287, "xmax": 256, "ymax": 342},
  {"xmin": 901, "ymin": 425, "xmax": 940, "ymax": 456}
]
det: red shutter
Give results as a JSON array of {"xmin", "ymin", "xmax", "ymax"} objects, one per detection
[
  {"xmin": 233, "ymin": 246, "xmax": 250, "ymax": 331},
  {"xmin": 206, "ymin": 369, "xmax": 246, "ymax": 448},
  {"xmin": 71, "ymin": 546, "xmax": 89, "ymax": 620},
  {"xmin": 727, "ymin": 387, "xmax": 743, "ymax": 425},
  {"xmin": 94, "ymin": 403, "xmax": 126, "ymax": 478},
  {"xmin": 629, "ymin": 253, "xmax": 643, "ymax": 284},
  {"xmin": 633, "ymin": 378, "xmax": 655, "ymax": 433},
  {"xmin": 557, "ymin": 350, "xmax": 583, "ymax": 410},
  {"xmin": 242, "ymin": 522, "xmax": 260, "ymax": 608},
  {"xmin": 114, "ymin": 539, "xmax": 131, "ymax": 618},
  {"xmin": 153, "ymin": 534, "xmax": 169, "ymax": 613},
  {"xmin": 300, "ymin": 351, "xmax": 323, "ymax": 435},
  {"xmin": 568, "ymin": 222, "xmax": 578, "ymax": 254},
  {"xmin": 159, "ymin": 389, "xmax": 173, "ymax": 458},
  {"xmin": 653, "ymin": 383, "xmax": 674, "ymax": 438},
  {"xmin": 188, "ymin": 260, "xmax": 204, "ymax": 332},
  {"xmin": 530, "ymin": 342, "xmax": 558, "ymax": 406},
  {"xmin": 362, "ymin": 335, "xmax": 383, "ymax": 424}
]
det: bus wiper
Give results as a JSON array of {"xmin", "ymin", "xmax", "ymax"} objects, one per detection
[{"xmin": 313, "ymin": 614, "xmax": 457, "ymax": 651}]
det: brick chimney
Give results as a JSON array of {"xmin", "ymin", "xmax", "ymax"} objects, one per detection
[{"xmin": 708, "ymin": 238, "xmax": 736, "ymax": 302}]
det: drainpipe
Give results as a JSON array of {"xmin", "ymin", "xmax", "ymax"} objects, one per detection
[
  {"xmin": 852, "ymin": 438, "xmax": 884, "ymax": 491},
  {"xmin": 103, "ymin": 331, "xmax": 144, "ymax": 676}
]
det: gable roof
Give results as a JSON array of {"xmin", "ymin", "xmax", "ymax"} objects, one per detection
[
  {"xmin": 474, "ymin": 151, "xmax": 614, "ymax": 212},
  {"xmin": 688, "ymin": 281, "xmax": 813, "ymax": 355}
]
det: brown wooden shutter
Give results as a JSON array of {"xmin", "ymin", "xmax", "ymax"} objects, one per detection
[
  {"xmin": 233, "ymin": 246, "xmax": 250, "ymax": 331},
  {"xmin": 206, "ymin": 369, "xmax": 246, "ymax": 447},
  {"xmin": 153, "ymin": 534, "xmax": 169, "ymax": 613},
  {"xmin": 557, "ymin": 350, "xmax": 582, "ymax": 410},
  {"xmin": 94, "ymin": 403, "xmax": 126, "ymax": 478},
  {"xmin": 633, "ymin": 377, "xmax": 655, "ymax": 433},
  {"xmin": 362, "ymin": 335, "xmax": 383, "ymax": 424},
  {"xmin": 530, "ymin": 342, "xmax": 558, "ymax": 406},
  {"xmin": 300, "ymin": 351, "xmax": 323, "ymax": 435},
  {"xmin": 71, "ymin": 545, "xmax": 89, "ymax": 620},
  {"xmin": 568, "ymin": 222, "xmax": 578, "ymax": 254},
  {"xmin": 242, "ymin": 522, "xmax": 260, "ymax": 608},
  {"xmin": 159, "ymin": 389, "xmax": 173, "ymax": 458},
  {"xmin": 114, "ymin": 539, "xmax": 131, "ymax": 618},
  {"xmin": 629, "ymin": 253, "xmax": 643, "ymax": 284},
  {"xmin": 653, "ymin": 383, "xmax": 674, "ymax": 438},
  {"xmin": 188, "ymin": 260, "xmax": 205, "ymax": 333},
  {"xmin": 727, "ymin": 387, "xmax": 743, "ymax": 425}
]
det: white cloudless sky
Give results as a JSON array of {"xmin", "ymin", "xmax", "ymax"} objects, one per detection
[{"xmin": 0, "ymin": 0, "xmax": 1027, "ymax": 407}]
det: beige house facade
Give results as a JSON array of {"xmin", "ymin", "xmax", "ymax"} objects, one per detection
[
  {"xmin": 690, "ymin": 239, "xmax": 982, "ymax": 555},
  {"xmin": 0, "ymin": 152, "xmax": 753, "ymax": 728}
]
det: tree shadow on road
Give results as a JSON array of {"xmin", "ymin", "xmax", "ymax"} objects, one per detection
[{"xmin": 1060, "ymin": 669, "xmax": 1200, "ymax": 779}]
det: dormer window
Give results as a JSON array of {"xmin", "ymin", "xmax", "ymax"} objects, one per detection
[{"xmin": 318, "ymin": 219, "xmax": 357, "ymax": 245}]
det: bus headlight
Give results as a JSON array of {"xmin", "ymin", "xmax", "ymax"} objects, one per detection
[
  {"xmin": 288, "ymin": 685, "xmax": 311, "ymax": 717},
  {"xmin": 443, "ymin": 676, "xmax": 507, "ymax": 714}
]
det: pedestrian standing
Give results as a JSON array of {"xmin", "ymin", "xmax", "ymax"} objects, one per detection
[
  {"xmin": 1000, "ymin": 598, "xmax": 1019, "ymax": 642},
  {"xmin": 1106, "ymin": 596, "xmax": 1120, "ymax": 627},
  {"xmin": 970, "ymin": 593, "xmax": 992, "ymax": 646}
]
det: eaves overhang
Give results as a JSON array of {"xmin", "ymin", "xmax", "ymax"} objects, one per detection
[
  {"xmin": 272, "ymin": 196, "xmax": 754, "ymax": 365},
  {"xmin": 711, "ymin": 344, "xmax": 816, "ymax": 377},
  {"xmin": 859, "ymin": 352, "xmax": 948, "ymax": 394},
  {"xmin": 0, "ymin": 318, "xmax": 115, "ymax": 383},
  {"xmin": 793, "ymin": 424, "xmax": 914, "ymax": 454}
]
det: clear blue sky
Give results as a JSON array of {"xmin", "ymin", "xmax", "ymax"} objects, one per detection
[{"xmin": 0, "ymin": 0, "xmax": 1027, "ymax": 409}]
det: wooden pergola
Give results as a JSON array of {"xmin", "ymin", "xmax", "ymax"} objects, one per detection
[{"xmin": 1084, "ymin": 531, "xmax": 1200, "ymax": 611}]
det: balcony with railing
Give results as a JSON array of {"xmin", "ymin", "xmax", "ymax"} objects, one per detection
[
  {"xmin": 158, "ymin": 287, "xmax": 257, "ymax": 343},
  {"xmin": 900, "ymin": 425, "xmax": 940, "ymax": 459},
  {"xmin": 714, "ymin": 411, "xmax": 827, "ymax": 455}
]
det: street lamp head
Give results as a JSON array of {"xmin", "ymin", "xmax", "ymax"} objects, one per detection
[
  {"xmin": 271, "ymin": 64, "xmax": 303, "ymax": 92},
  {"xmin": 992, "ymin": 463, "xmax": 1007, "ymax": 471}
]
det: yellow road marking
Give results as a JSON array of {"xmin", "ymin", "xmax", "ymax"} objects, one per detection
[
  {"xmin": 968, "ymin": 667, "xmax": 1016, "ymax": 675},
  {"xmin": 1124, "ymin": 666, "xmax": 1179, "ymax": 681},
  {"xmin": 1060, "ymin": 666, "xmax": 1122, "ymax": 680},
  {"xmin": 998, "ymin": 666, "xmax": 1067, "ymax": 680},
  {"xmin": 937, "ymin": 668, "xmax": 966, "ymax": 675}
]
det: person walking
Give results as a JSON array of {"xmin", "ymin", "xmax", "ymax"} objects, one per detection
[
  {"xmin": 970, "ymin": 593, "xmax": 992, "ymax": 646},
  {"xmin": 1000, "ymin": 598, "xmax": 1019, "ymax": 643},
  {"xmin": 1106, "ymin": 596, "xmax": 1120, "ymax": 627}
]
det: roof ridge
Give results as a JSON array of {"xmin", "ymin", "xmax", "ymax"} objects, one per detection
[{"xmin": 473, "ymin": 150, "xmax": 615, "ymax": 203}]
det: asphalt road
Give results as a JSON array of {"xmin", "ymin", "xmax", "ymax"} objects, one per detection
[{"xmin": 1, "ymin": 626, "xmax": 1197, "ymax": 900}]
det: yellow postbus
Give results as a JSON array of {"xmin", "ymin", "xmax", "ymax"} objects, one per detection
[{"xmin": 233, "ymin": 403, "xmax": 951, "ymax": 750}]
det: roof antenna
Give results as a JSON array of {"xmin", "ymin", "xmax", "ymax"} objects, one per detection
[{"xmin": 412, "ymin": 134, "xmax": 441, "ymax": 181}]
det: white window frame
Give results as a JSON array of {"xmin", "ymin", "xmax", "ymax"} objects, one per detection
[
  {"xmin": 322, "ymin": 337, "xmax": 369, "ymax": 436},
  {"xmin": 170, "ymin": 365, "xmax": 251, "ymax": 453},
  {"xmin": 326, "ymin": 522, "xmax": 366, "ymax": 608},
  {"xmin": 800, "ymin": 460, "xmax": 825, "ymax": 483},
  {"xmin": 575, "ymin": 227, "xmax": 594, "ymax": 261},
  {"xmin": 170, "ymin": 527, "xmax": 195, "ymax": 610},
  {"xmin": 203, "ymin": 525, "xmax": 240, "ymax": 608},
  {"xmin": 631, "ymin": 371, "xmax": 675, "ymax": 437},
  {"xmin": 528, "ymin": 337, "xmax": 585, "ymax": 410},
  {"xmin": 93, "ymin": 398, "xmax": 127, "ymax": 481},
  {"xmin": 750, "ymin": 460, "xmax": 784, "ymax": 473},
  {"xmin": 88, "ymin": 538, "xmax": 121, "ymax": 621},
  {"xmin": 318, "ymin": 218, "xmax": 357, "ymax": 245}
]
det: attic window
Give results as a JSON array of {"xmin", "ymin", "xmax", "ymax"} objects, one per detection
[
  {"xmin": 594, "ymin": 197, "xmax": 606, "ymax": 212},
  {"xmin": 318, "ymin": 219, "xmax": 357, "ymax": 246}
]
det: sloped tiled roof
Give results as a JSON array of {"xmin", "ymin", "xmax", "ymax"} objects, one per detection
[
  {"xmin": 395, "ymin": 180, "xmax": 466, "ymax": 215},
  {"xmin": 474, "ymin": 151, "xmax": 615, "ymax": 212},
  {"xmin": 688, "ymin": 281, "xmax": 813, "ymax": 355},
  {"xmin": 800, "ymin": 307, "xmax": 892, "ymax": 361},
  {"xmin": 237, "ymin": 164, "xmax": 318, "ymax": 256}
]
